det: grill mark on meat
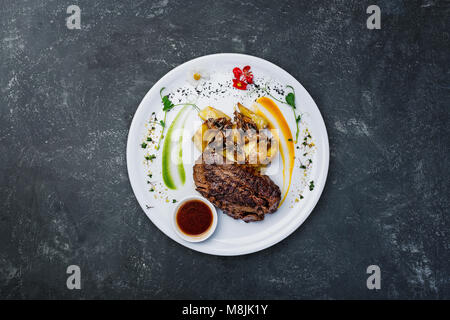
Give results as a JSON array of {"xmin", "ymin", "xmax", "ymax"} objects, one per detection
[{"xmin": 193, "ymin": 152, "xmax": 281, "ymax": 222}]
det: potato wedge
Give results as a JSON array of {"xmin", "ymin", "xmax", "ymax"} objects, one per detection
[
  {"xmin": 237, "ymin": 103, "xmax": 269, "ymax": 130},
  {"xmin": 192, "ymin": 123, "xmax": 210, "ymax": 151},
  {"xmin": 243, "ymin": 138, "xmax": 259, "ymax": 164},
  {"xmin": 198, "ymin": 106, "xmax": 230, "ymax": 121},
  {"xmin": 260, "ymin": 136, "xmax": 279, "ymax": 165}
]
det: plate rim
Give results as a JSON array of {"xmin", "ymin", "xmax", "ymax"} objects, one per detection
[{"xmin": 126, "ymin": 53, "xmax": 330, "ymax": 256}]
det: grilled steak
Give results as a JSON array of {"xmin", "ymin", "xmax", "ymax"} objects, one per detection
[{"xmin": 193, "ymin": 152, "xmax": 281, "ymax": 222}]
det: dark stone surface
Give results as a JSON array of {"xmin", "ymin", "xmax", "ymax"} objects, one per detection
[{"xmin": 0, "ymin": 0, "xmax": 448, "ymax": 299}]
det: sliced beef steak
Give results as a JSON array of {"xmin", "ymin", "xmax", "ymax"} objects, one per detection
[{"xmin": 193, "ymin": 153, "xmax": 281, "ymax": 222}]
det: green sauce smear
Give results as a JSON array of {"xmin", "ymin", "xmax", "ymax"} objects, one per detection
[{"xmin": 162, "ymin": 106, "xmax": 189, "ymax": 189}]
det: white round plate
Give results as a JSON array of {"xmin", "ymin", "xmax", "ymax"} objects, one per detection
[{"xmin": 127, "ymin": 53, "xmax": 329, "ymax": 256}]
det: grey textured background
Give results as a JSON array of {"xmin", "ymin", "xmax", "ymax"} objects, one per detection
[{"xmin": 0, "ymin": 0, "xmax": 449, "ymax": 299}]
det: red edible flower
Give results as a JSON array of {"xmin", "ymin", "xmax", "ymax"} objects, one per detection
[
  {"xmin": 233, "ymin": 67, "xmax": 242, "ymax": 79},
  {"xmin": 243, "ymin": 66, "xmax": 253, "ymax": 84},
  {"xmin": 232, "ymin": 65, "xmax": 253, "ymax": 90},
  {"xmin": 232, "ymin": 78, "xmax": 248, "ymax": 90}
]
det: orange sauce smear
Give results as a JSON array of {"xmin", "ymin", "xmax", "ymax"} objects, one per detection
[{"xmin": 255, "ymin": 97, "xmax": 295, "ymax": 206}]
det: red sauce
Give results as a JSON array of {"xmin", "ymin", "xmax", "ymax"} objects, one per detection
[{"xmin": 176, "ymin": 200, "xmax": 213, "ymax": 236}]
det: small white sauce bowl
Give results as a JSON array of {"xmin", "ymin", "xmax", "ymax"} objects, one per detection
[{"xmin": 172, "ymin": 195, "xmax": 218, "ymax": 243}]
